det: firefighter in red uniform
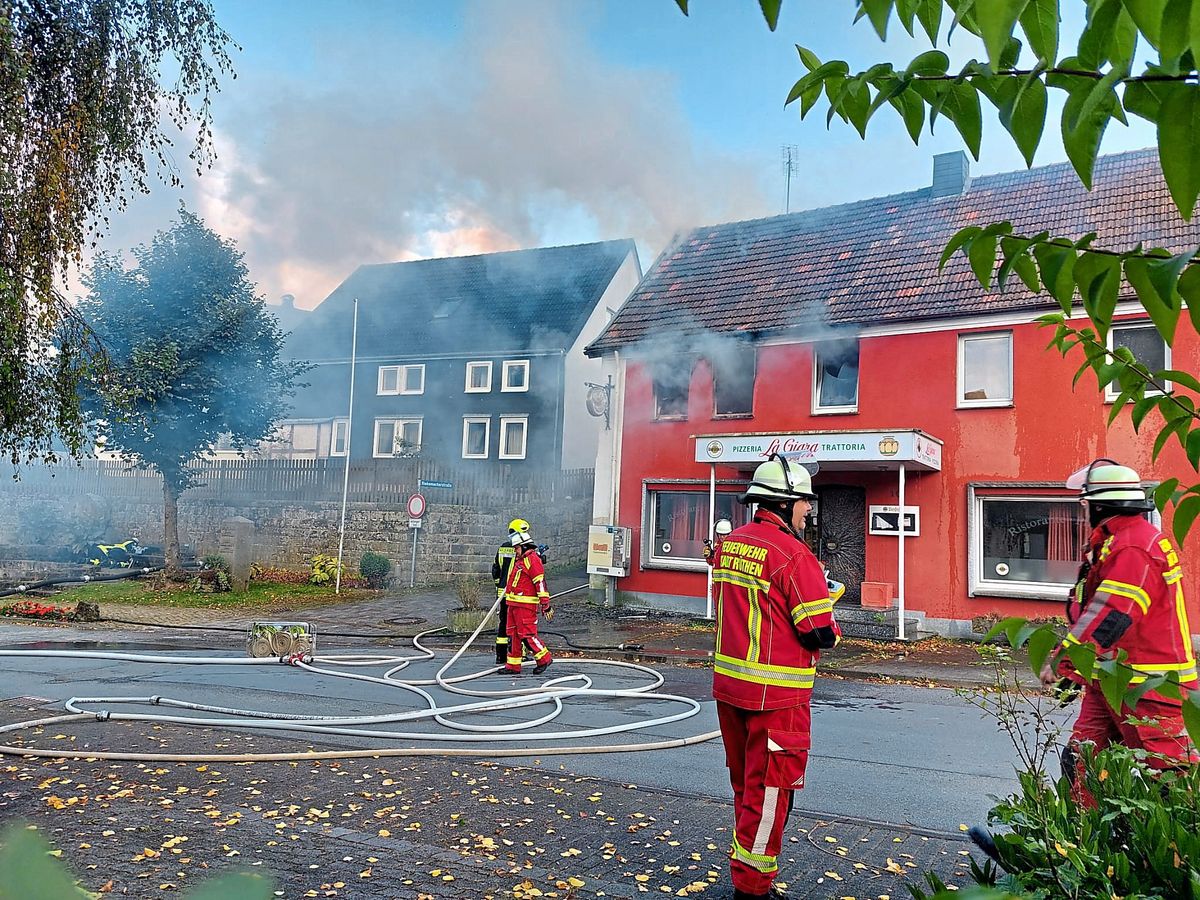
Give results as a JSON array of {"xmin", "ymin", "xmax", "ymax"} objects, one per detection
[
  {"xmin": 1043, "ymin": 460, "xmax": 1199, "ymax": 790},
  {"xmin": 503, "ymin": 525, "xmax": 554, "ymax": 675},
  {"xmin": 492, "ymin": 518, "xmax": 528, "ymax": 666},
  {"xmin": 703, "ymin": 518, "xmax": 733, "ymax": 567},
  {"xmin": 712, "ymin": 454, "xmax": 841, "ymax": 900}
]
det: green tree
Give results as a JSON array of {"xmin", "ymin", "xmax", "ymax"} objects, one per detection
[
  {"xmin": 0, "ymin": 0, "xmax": 234, "ymax": 466},
  {"xmin": 79, "ymin": 210, "xmax": 303, "ymax": 574},
  {"xmin": 676, "ymin": 0, "xmax": 1200, "ymax": 545}
]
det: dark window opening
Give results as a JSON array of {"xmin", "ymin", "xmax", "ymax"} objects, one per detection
[
  {"xmin": 653, "ymin": 358, "xmax": 691, "ymax": 420},
  {"xmin": 815, "ymin": 339, "xmax": 859, "ymax": 409},
  {"xmin": 713, "ymin": 345, "xmax": 756, "ymax": 417}
]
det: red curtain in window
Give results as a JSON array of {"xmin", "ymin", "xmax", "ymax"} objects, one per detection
[
  {"xmin": 1048, "ymin": 504, "xmax": 1083, "ymax": 561},
  {"xmin": 694, "ymin": 496, "xmax": 708, "ymax": 540}
]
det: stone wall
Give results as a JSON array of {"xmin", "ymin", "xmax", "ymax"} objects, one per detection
[{"xmin": 0, "ymin": 476, "xmax": 592, "ymax": 586}]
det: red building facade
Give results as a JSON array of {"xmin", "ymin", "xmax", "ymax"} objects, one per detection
[{"xmin": 588, "ymin": 150, "xmax": 1200, "ymax": 638}]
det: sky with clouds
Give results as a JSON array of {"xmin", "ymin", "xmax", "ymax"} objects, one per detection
[{"xmin": 91, "ymin": 0, "xmax": 1159, "ymax": 312}]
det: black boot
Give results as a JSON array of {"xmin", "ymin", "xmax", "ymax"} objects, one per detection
[
  {"xmin": 733, "ymin": 885, "xmax": 790, "ymax": 899},
  {"xmin": 967, "ymin": 825, "xmax": 1002, "ymax": 865},
  {"xmin": 533, "ymin": 657, "xmax": 553, "ymax": 675},
  {"xmin": 495, "ymin": 639, "xmax": 507, "ymax": 666}
]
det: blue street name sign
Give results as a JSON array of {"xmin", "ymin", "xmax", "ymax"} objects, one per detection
[{"xmin": 418, "ymin": 479, "xmax": 454, "ymax": 489}]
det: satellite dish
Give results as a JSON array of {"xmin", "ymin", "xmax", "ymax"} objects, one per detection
[{"xmin": 586, "ymin": 385, "xmax": 609, "ymax": 418}]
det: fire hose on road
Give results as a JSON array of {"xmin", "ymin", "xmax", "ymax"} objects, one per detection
[{"xmin": 0, "ymin": 585, "xmax": 722, "ymax": 763}]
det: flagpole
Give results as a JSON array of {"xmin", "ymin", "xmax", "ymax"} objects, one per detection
[{"xmin": 335, "ymin": 299, "xmax": 359, "ymax": 594}]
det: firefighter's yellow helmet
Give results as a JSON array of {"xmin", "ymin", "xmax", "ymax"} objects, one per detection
[
  {"xmin": 508, "ymin": 518, "xmax": 531, "ymax": 534},
  {"xmin": 740, "ymin": 454, "xmax": 816, "ymax": 504}
]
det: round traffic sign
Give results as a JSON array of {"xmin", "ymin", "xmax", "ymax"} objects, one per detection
[{"xmin": 407, "ymin": 493, "xmax": 427, "ymax": 518}]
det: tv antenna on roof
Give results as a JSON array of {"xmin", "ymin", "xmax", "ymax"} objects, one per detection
[{"xmin": 782, "ymin": 144, "xmax": 799, "ymax": 213}]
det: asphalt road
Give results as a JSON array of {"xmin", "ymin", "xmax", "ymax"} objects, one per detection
[{"xmin": 0, "ymin": 630, "xmax": 1038, "ymax": 833}]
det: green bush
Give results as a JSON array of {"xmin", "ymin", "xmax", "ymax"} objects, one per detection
[
  {"xmin": 308, "ymin": 553, "xmax": 342, "ymax": 585},
  {"xmin": 359, "ymin": 550, "xmax": 391, "ymax": 587},
  {"xmin": 0, "ymin": 823, "xmax": 273, "ymax": 898},
  {"xmin": 202, "ymin": 553, "xmax": 230, "ymax": 573},
  {"xmin": 920, "ymin": 633, "xmax": 1200, "ymax": 900},
  {"xmin": 970, "ymin": 746, "xmax": 1200, "ymax": 899}
]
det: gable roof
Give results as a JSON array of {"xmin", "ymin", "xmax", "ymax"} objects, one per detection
[
  {"xmin": 289, "ymin": 239, "xmax": 635, "ymax": 360},
  {"xmin": 586, "ymin": 148, "xmax": 1200, "ymax": 355}
]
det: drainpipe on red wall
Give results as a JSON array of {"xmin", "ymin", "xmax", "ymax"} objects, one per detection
[
  {"xmin": 604, "ymin": 350, "xmax": 622, "ymax": 609},
  {"xmin": 898, "ymin": 463, "xmax": 906, "ymax": 640}
]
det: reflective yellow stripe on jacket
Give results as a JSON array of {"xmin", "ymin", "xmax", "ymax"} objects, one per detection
[
  {"xmin": 1097, "ymin": 579, "xmax": 1151, "ymax": 614},
  {"xmin": 713, "ymin": 653, "xmax": 815, "ymax": 690},
  {"xmin": 506, "ymin": 593, "xmax": 541, "ymax": 605},
  {"xmin": 1061, "ymin": 633, "xmax": 1198, "ymax": 684},
  {"xmin": 791, "ymin": 595, "xmax": 833, "ymax": 624}
]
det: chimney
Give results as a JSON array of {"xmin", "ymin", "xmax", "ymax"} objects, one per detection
[
  {"xmin": 281, "ymin": 293, "xmax": 296, "ymax": 309},
  {"xmin": 930, "ymin": 151, "xmax": 970, "ymax": 198}
]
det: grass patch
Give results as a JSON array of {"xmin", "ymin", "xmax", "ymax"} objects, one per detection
[{"xmin": 53, "ymin": 578, "xmax": 380, "ymax": 609}]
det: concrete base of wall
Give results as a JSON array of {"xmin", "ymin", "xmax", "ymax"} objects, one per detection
[
  {"xmin": 619, "ymin": 590, "xmax": 985, "ymax": 641},
  {"xmin": 619, "ymin": 590, "xmax": 708, "ymax": 618}
]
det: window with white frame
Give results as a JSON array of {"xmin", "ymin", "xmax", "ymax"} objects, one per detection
[
  {"xmin": 969, "ymin": 492, "xmax": 1087, "ymax": 598},
  {"xmin": 1106, "ymin": 321, "xmax": 1171, "ymax": 400},
  {"xmin": 958, "ymin": 332, "xmax": 1013, "ymax": 407},
  {"xmin": 378, "ymin": 364, "xmax": 424, "ymax": 395},
  {"xmin": 646, "ymin": 490, "xmax": 750, "ymax": 568},
  {"xmin": 373, "ymin": 418, "xmax": 422, "ymax": 458},
  {"xmin": 499, "ymin": 416, "xmax": 528, "ymax": 459},
  {"xmin": 462, "ymin": 416, "xmax": 491, "ymax": 459},
  {"xmin": 812, "ymin": 339, "xmax": 859, "ymax": 413},
  {"xmin": 502, "ymin": 359, "xmax": 529, "ymax": 392},
  {"xmin": 465, "ymin": 361, "xmax": 492, "ymax": 393},
  {"xmin": 330, "ymin": 419, "xmax": 349, "ymax": 457}
]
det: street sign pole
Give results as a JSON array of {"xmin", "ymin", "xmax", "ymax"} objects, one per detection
[
  {"xmin": 406, "ymin": 493, "xmax": 426, "ymax": 588},
  {"xmin": 410, "ymin": 527, "xmax": 418, "ymax": 588}
]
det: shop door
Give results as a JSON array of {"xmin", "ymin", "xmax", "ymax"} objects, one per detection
[{"xmin": 816, "ymin": 485, "xmax": 865, "ymax": 604}]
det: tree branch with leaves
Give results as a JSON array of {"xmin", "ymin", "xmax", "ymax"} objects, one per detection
[{"xmin": 0, "ymin": 0, "xmax": 235, "ymax": 466}]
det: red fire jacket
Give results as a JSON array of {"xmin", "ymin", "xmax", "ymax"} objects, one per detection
[
  {"xmin": 505, "ymin": 547, "xmax": 550, "ymax": 608},
  {"xmin": 1057, "ymin": 514, "xmax": 1197, "ymax": 695},
  {"xmin": 712, "ymin": 509, "xmax": 841, "ymax": 711}
]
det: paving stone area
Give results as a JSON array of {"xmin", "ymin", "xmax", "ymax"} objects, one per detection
[{"xmin": 0, "ymin": 705, "xmax": 978, "ymax": 899}]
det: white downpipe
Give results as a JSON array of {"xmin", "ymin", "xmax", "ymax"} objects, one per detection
[
  {"xmin": 335, "ymin": 299, "xmax": 359, "ymax": 594},
  {"xmin": 705, "ymin": 464, "xmax": 716, "ymax": 619},
  {"xmin": 897, "ymin": 462, "xmax": 906, "ymax": 641}
]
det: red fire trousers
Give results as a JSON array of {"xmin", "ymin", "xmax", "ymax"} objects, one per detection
[
  {"xmin": 1069, "ymin": 684, "xmax": 1198, "ymax": 804},
  {"xmin": 505, "ymin": 604, "xmax": 551, "ymax": 673},
  {"xmin": 717, "ymin": 701, "xmax": 812, "ymax": 896}
]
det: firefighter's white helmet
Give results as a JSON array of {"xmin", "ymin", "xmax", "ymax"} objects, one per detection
[
  {"xmin": 714, "ymin": 518, "xmax": 733, "ymax": 537},
  {"xmin": 510, "ymin": 529, "xmax": 536, "ymax": 547},
  {"xmin": 1067, "ymin": 459, "xmax": 1153, "ymax": 512},
  {"xmin": 740, "ymin": 455, "xmax": 816, "ymax": 504}
]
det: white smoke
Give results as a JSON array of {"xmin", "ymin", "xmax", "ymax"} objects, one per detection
[{"xmin": 93, "ymin": 0, "xmax": 771, "ymax": 309}]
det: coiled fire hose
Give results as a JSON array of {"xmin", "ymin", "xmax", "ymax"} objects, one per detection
[{"xmin": 0, "ymin": 586, "xmax": 721, "ymax": 762}]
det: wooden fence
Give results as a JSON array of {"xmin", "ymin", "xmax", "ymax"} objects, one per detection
[{"xmin": 4, "ymin": 459, "xmax": 595, "ymax": 508}]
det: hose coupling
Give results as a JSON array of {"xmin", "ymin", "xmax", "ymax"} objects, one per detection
[
  {"xmin": 149, "ymin": 695, "xmax": 162, "ymax": 705},
  {"xmin": 618, "ymin": 643, "xmax": 644, "ymax": 652},
  {"xmin": 95, "ymin": 710, "xmax": 110, "ymax": 722}
]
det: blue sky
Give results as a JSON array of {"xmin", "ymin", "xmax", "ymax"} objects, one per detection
[{"xmin": 99, "ymin": 0, "xmax": 1158, "ymax": 309}]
